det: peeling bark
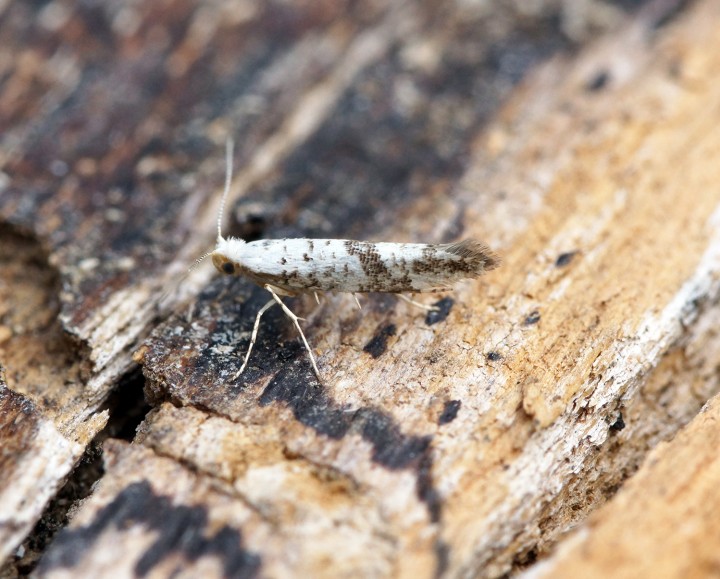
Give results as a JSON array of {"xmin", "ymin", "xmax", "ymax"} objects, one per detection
[{"xmin": 2, "ymin": 1, "xmax": 719, "ymax": 577}]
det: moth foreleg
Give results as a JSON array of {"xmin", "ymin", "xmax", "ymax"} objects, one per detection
[
  {"xmin": 234, "ymin": 298, "xmax": 276, "ymax": 378},
  {"xmin": 397, "ymin": 293, "xmax": 439, "ymax": 312},
  {"xmin": 264, "ymin": 284, "xmax": 320, "ymax": 378}
]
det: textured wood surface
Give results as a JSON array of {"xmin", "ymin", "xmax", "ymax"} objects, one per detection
[
  {"xmin": 2, "ymin": 0, "xmax": 720, "ymax": 577},
  {"xmin": 523, "ymin": 389, "xmax": 720, "ymax": 579}
]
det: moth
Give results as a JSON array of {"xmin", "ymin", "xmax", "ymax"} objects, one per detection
[{"xmin": 205, "ymin": 140, "xmax": 500, "ymax": 377}]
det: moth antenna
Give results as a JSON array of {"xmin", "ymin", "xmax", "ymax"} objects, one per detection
[
  {"xmin": 189, "ymin": 250, "xmax": 213, "ymax": 272},
  {"xmin": 159, "ymin": 267, "xmax": 193, "ymax": 311},
  {"xmin": 217, "ymin": 136, "xmax": 234, "ymax": 243}
]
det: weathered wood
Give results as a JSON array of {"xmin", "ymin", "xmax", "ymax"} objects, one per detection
[
  {"xmin": 1, "ymin": 0, "xmax": 409, "ymax": 568},
  {"xmin": 0, "ymin": 372, "xmax": 88, "ymax": 569},
  {"xmin": 523, "ymin": 381, "xmax": 720, "ymax": 579},
  {"xmin": 0, "ymin": 228, "xmax": 107, "ymax": 564},
  {"xmin": 3, "ymin": 0, "xmax": 719, "ymax": 577}
]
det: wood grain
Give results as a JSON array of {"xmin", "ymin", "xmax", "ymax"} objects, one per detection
[
  {"xmin": 2, "ymin": 0, "xmax": 719, "ymax": 577},
  {"xmin": 523, "ymin": 388, "xmax": 720, "ymax": 579}
]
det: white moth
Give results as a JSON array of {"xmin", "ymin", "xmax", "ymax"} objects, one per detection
[{"xmin": 206, "ymin": 139, "xmax": 500, "ymax": 377}]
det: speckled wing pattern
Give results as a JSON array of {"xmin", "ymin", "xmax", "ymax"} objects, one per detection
[{"xmin": 233, "ymin": 238, "xmax": 500, "ymax": 295}]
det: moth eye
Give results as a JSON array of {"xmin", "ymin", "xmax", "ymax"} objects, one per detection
[{"xmin": 222, "ymin": 262, "xmax": 235, "ymax": 274}]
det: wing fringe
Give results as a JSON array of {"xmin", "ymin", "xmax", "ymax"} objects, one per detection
[{"xmin": 443, "ymin": 239, "xmax": 501, "ymax": 273}]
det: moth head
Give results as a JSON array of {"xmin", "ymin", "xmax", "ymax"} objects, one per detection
[
  {"xmin": 211, "ymin": 251, "xmax": 238, "ymax": 276},
  {"xmin": 211, "ymin": 237, "xmax": 244, "ymax": 276}
]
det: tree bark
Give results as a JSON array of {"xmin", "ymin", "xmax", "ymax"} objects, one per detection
[{"xmin": 2, "ymin": 0, "xmax": 719, "ymax": 577}]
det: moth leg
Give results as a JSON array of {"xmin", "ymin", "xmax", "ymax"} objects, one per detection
[
  {"xmin": 397, "ymin": 293, "xmax": 439, "ymax": 312},
  {"xmin": 352, "ymin": 293, "xmax": 362, "ymax": 310},
  {"xmin": 264, "ymin": 284, "xmax": 320, "ymax": 377},
  {"xmin": 233, "ymin": 298, "xmax": 276, "ymax": 378}
]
